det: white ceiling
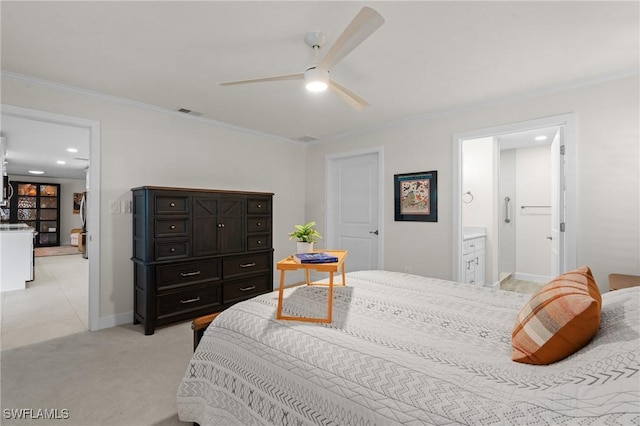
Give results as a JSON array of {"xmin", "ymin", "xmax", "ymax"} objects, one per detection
[
  {"xmin": 1, "ymin": 1, "xmax": 638, "ymax": 177},
  {"xmin": 1, "ymin": 115, "xmax": 90, "ymax": 180}
]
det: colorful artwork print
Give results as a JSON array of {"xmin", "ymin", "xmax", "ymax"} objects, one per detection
[
  {"xmin": 394, "ymin": 170, "xmax": 437, "ymax": 222},
  {"xmin": 400, "ymin": 176, "xmax": 431, "ymax": 215}
]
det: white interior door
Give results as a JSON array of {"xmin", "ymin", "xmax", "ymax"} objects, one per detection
[
  {"xmin": 550, "ymin": 129, "xmax": 564, "ymax": 276},
  {"xmin": 327, "ymin": 151, "xmax": 380, "ymax": 272}
]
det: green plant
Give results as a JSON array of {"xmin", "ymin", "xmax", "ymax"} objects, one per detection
[{"xmin": 288, "ymin": 221, "xmax": 323, "ymax": 243}]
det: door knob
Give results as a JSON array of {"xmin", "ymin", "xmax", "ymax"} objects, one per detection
[{"xmin": 369, "ymin": 230, "xmax": 379, "ymax": 235}]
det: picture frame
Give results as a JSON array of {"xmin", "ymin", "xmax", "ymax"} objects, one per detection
[
  {"xmin": 73, "ymin": 193, "xmax": 83, "ymax": 214},
  {"xmin": 394, "ymin": 170, "xmax": 438, "ymax": 222}
]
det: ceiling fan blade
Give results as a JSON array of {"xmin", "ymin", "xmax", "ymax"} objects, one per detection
[
  {"xmin": 328, "ymin": 80, "xmax": 369, "ymax": 111},
  {"xmin": 319, "ymin": 7, "xmax": 384, "ymax": 71},
  {"xmin": 220, "ymin": 73, "xmax": 303, "ymax": 86}
]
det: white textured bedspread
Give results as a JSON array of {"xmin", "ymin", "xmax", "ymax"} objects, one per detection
[{"xmin": 177, "ymin": 270, "xmax": 640, "ymax": 425}]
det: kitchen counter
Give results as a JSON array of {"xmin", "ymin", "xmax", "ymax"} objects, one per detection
[
  {"xmin": 0, "ymin": 224, "xmax": 35, "ymax": 292},
  {"xmin": 0, "ymin": 223, "xmax": 35, "ymax": 231}
]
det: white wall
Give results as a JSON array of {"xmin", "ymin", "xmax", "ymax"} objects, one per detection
[
  {"xmin": 1, "ymin": 76, "xmax": 307, "ymax": 325},
  {"xmin": 462, "ymin": 137, "xmax": 495, "ymax": 284},
  {"xmin": 9, "ymin": 174, "xmax": 85, "ymax": 245},
  {"xmin": 305, "ymin": 76, "xmax": 640, "ymax": 292}
]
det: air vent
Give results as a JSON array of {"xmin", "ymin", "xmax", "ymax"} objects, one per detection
[
  {"xmin": 176, "ymin": 108, "xmax": 204, "ymax": 117},
  {"xmin": 293, "ymin": 135, "xmax": 318, "ymax": 143}
]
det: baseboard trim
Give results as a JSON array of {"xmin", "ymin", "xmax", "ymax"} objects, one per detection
[
  {"xmin": 514, "ymin": 272, "xmax": 551, "ymax": 283},
  {"xmin": 99, "ymin": 311, "xmax": 133, "ymax": 330}
]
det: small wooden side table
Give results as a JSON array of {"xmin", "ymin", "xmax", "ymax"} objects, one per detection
[
  {"xmin": 609, "ymin": 273, "xmax": 640, "ymax": 291},
  {"xmin": 276, "ymin": 250, "xmax": 348, "ymax": 323}
]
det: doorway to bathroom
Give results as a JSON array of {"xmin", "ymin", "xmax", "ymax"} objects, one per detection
[{"xmin": 453, "ymin": 114, "xmax": 576, "ymax": 287}]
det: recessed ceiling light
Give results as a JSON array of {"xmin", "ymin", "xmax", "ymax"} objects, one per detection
[
  {"xmin": 57, "ymin": 160, "xmax": 66, "ymax": 165},
  {"xmin": 67, "ymin": 147, "xmax": 78, "ymax": 153},
  {"xmin": 535, "ymin": 135, "xmax": 548, "ymax": 141},
  {"xmin": 28, "ymin": 170, "xmax": 45, "ymax": 175}
]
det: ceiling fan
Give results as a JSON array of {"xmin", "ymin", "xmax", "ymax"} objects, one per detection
[{"xmin": 219, "ymin": 7, "xmax": 385, "ymax": 111}]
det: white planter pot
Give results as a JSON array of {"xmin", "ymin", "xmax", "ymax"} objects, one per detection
[{"xmin": 296, "ymin": 242, "xmax": 314, "ymax": 253}]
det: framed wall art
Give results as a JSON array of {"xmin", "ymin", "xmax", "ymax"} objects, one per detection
[
  {"xmin": 73, "ymin": 193, "xmax": 83, "ymax": 214},
  {"xmin": 394, "ymin": 170, "xmax": 438, "ymax": 222}
]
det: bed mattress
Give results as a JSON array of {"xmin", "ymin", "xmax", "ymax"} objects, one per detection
[{"xmin": 177, "ymin": 270, "xmax": 640, "ymax": 425}]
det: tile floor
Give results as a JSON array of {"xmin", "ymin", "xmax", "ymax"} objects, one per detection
[
  {"xmin": 500, "ymin": 276, "xmax": 544, "ymax": 294},
  {"xmin": 1, "ymin": 253, "xmax": 88, "ymax": 351}
]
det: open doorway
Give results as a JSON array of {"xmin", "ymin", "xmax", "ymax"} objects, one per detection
[
  {"xmin": 453, "ymin": 114, "xmax": 576, "ymax": 288},
  {"xmin": 1, "ymin": 105, "xmax": 100, "ymax": 347}
]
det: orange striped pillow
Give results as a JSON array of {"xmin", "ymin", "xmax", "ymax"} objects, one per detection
[{"xmin": 512, "ymin": 266, "xmax": 602, "ymax": 365}]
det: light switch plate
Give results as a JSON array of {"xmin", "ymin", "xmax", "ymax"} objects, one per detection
[{"xmin": 110, "ymin": 200, "xmax": 121, "ymax": 214}]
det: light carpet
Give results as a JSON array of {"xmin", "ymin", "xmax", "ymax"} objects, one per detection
[{"xmin": 0, "ymin": 321, "xmax": 194, "ymax": 425}]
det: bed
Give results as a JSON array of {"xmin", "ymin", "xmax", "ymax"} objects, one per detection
[{"xmin": 177, "ymin": 270, "xmax": 640, "ymax": 425}]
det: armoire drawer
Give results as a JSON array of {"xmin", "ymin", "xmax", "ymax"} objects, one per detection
[
  {"xmin": 223, "ymin": 252, "xmax": 271, "ymax": 279},
  {"xmin": 247, "ymin": 198, "xmax": 271, "ymax": 214},
  {"xmin": 155, "ymin": 218, "xmax": 189, "ymax": 237},
  {"xmin": 247, "ymin": 235, "xmax": 270, "ymax": 251},
  {"xmin": 155, "ymin": 196, "xmax": 189, "ymax": 214},
  {"xmin": 223, "ymin": 274, "xmax": 271, "ymax": 304},
  {"xmin": 154, "ymin": 240, "xmax": 189, "ymax": 260},
  {"xmin": 157, "ymin": 284, "xmax": 221, "ymax": 319},
  {"xmin": 156, "ymin": 259, "xmax": 221, "ymax": 290},
  {"xmin": 247, "ymin": 216, "xmax": 270, "ymax": 232}
]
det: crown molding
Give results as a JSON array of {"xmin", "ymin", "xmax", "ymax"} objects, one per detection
[
  {"xmin": 3, "ymin": 67, "xmax": 638, "ymax": 146},
  {"xmin": 318, "ymin": 67, "xmax": 640, "ymax": 143},
  {"xmin": 0, "ymin": 70, "xmax": 298, "ymax": 145}
]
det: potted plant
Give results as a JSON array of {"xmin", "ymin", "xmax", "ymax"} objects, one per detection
[{"xmin": 289, "ymin": 221, "xmax": 322, "ymax": 253}]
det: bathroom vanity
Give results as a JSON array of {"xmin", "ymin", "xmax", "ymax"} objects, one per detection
[{"xmin": 462, "ymin": 227, "xmax": 486, "ymax": 286}]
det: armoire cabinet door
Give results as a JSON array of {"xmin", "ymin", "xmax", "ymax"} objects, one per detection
[
  {"xmin": 219, "ymin": 198, "xmax": 244, "ymax": 253},
  {"xmin": 192, "ymin": 196, "xmax": 220, "ymax": 257}
]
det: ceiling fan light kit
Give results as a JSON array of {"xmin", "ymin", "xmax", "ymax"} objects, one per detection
[
  {"xmin": 304, "ymin": 67, "xmax": 329, "ymax": 92},
  {"xmin": 220, "ymin": 7, "xmax": 384, "ymax": 110}
]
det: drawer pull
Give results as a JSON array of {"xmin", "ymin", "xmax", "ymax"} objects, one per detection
[
  {"xmin": 240, "ymin": 285, "xmax": 256, "ymax": 292},
  {"xmin": 170, "ymin": 202, "xmax": 176, "ymax": 207},
  {"xmin": 180, "ymin": 271, "xmax": 201, "ymax": 277},
  {"xmin": 256, "ymin": 240, "xmax": 262, "ymax": 245},
  {"xmin": 170, "ymin": 225, "xmax": 176, "ymax": 230},
  {"xmin": 240, "ymin": 262, "xmax": 256, "ymax": 268},
  {"xmin": 257, "ymin": 222, "xmax": 261, "ymax": 226},
  {"xmin": 180, "ymin": 297, "xmax": 201, "ymax": 304},
  {"xmin": 257, "ymin": 204, "xmax": 262, "ymax": 208},
  {"xmin": 170, "ymin": 248, "xmax": 176, "ymax": 253}
]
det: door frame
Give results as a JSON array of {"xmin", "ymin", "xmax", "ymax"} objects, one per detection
[
  {"xmin": 452, "ymin": 113, "xmax": 576, "ymax": 282},
  {"xmin": 2, "ymin": 104, "xmax": 101, "ymax": 331},
  {"xmin": 325, "ymin": 147, "xmax": 384, "ymax": 270}
]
